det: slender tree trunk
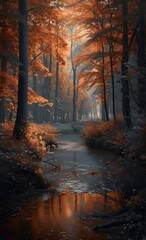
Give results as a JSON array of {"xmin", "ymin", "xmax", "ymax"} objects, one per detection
[
  {"xmin": 43, "ymin": 52, "xmax": 52, "ymax": 121},
  {"xmin": 121, "ymin": 0, "xmax": 132, "ymax": 129},
  {"xmin": 0, "ymin": 56, "xmax": 7, "ymax": 123},
  {"xmin": 48, "ymin": 51, "xmax": 52, "ymax": 101},
  {"xmin": 72, "ymin": 67, "xmax": 77, "ymax": 122},
  {"xmin": 101, "ymin": 101, "xmax": 105, "ymax": 121},
  {"xmin": 101, "ymin": 45, "xmax": 109, "ymax": 121},
  {"xmin": 54, "ymin": 61, "xmax": 59, "ymax": 123},
  {"xmin": 138, "ymin": 0, "xmax": 146, "ymax": 114},
  {"xmin": 48, "ymin": 51, "xmax": 52, "ymax": 121},
  {"xmin": 13, "ymin": 0, "xmax": 28, "ymax": 138},
  {"xmin": 43, "ymin": 55, "xmax": 49, "ymax": 122},
  {"xmin": 70, "ymin": 27, "xmax": 77, "ymax": 122},
  {"xmin": 76, "ymin": 79, "xmax": 79, "ymax": 102},
  {"xmin": 32, "ymin": 73, "xmax": 38, "ymax": 122},
  {"xmin": 109, "ymin": 45, "xmax": 116, "ymax": 120}
]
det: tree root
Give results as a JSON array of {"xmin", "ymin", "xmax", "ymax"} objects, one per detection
[
  {"xmin": 92, "ymin": 218, "xmax": 127, "ymax": 231},
  {"xmin": 80, "ymin": 206, "xmax": 129, "ymax": 220},
  {"xmin": 92, "ymin": 217, "xmax": 143, "ymax": 231}
]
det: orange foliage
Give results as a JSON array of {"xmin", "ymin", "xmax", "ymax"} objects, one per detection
[
  {"xmin": 82, "ymin": 116, "xmax": 125, "ymax": 150},
  {"xmin": 82, "ymin": 120, "xmax": 118, "ymax": 139},
  {"xmin": 0, "ymin": 72, "xmax": 52, "ymax": 111},
  {"xmin": 1, "ymin": 121, "xmax": 59, "ymax": 159},
  {"xmin": 26, "ymin": 123, "xmax": 59, "ymax": 158}
]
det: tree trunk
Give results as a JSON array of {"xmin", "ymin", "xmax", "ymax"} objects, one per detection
[
  {"xmin": 13, "ymin": 0, "xmax": 28, "ymax": 138},
  {"xmin": 43, "ymin": 53, "xmax": 52, "ymax": 122},
  {"xmin": 72, "ymin": 67, "xmax": 77, "ymax": 122},
  {"xmin": 48, "ymin": 51, "xmax": 52, "ymax": 102},
  {"xmin": 48, "ymin": 51, "xmax": 52, "ymax": 121},
  {"xmin": 70, "ymin": 27, "xmax": 77, "ymax": 122},
  {"xmin": 32, "ymin": 73, "xmax": 38, "ymax": 122},
  {"xmin": 54, "ymin": 61, "xmax": 59, "ymax": 123},
  {"xmin": 109, "ymin": 44, "xmax": 116, "ymax": 121},
  {"xmin": 138, "ymin": 0, "xmax": 146, "ymax": 114},
  {"xmin": 121, "ymin": 0, "xmax": 132, "ymax": 129},
  {"xmin": 101, "ymin": 45, "xmax": 109, "ymax": 121}
]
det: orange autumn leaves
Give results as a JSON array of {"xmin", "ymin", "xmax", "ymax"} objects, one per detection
[{"xmin": 0, "ymin": 72, "xmax": 52, "ymax": 110}]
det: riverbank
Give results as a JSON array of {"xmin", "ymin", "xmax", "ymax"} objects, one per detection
[
  {"xmin": 1, "ymin": 121, "xmax": 146, "ymax": 240},
  {"xmin": 82, "ymin": 118, "xmax": 146, "ymax": 161},
  {"xmin": 0, "ymin": 143, "xmax": 48, "ymax": 203},
  {"xmin": 82, "ymin": 119, "xmax": 146, "ymax": 239},
  {"xmin": 0, "ymin": 121, "xmax": 58, "ymax": 206}
]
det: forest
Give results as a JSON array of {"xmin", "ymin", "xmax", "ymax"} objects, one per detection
[{"xmin": 0, "ymin": 0, "xmax": 146, "ymax": 240}]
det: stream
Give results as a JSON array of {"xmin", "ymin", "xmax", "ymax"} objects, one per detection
[{"xmin": 1, "ymin": 134, "xmax": 125, "ymax": 240}]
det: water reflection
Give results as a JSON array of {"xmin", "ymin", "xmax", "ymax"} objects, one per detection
[{"xmin": 2, "ymin": 192, "xmax": 121, "ymax": 240}]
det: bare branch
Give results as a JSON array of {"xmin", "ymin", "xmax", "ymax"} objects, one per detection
[{"xmin": 28, "ymin": 51, "xmax": 44, "ymax": 65}]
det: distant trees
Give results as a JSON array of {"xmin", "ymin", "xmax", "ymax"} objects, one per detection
[
  {"xmin": 0, "ymin": 0, "xmax": 73, "ymax": 134},
  {"xmin": 70, "ymin": 0, "xmax": 146, "ymax": 127},
  {"xmin": 0, "ymin": 0, "xmax": 145, "ymax": 133}
]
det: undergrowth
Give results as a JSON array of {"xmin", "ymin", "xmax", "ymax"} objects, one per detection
[
  {"xmin": 82, "ymin": 116, "xmax": 146, "ymax": 158},
  {"xmin": 1, "ymin": 121, "xmax": 59, "ymax": 159},
  {"xmin": 0, "ymin": 121, "xmax": 59, "ymax": 201},
  {"xmin": 82, "ymin": 117, "xmax": 146, "ymax": 239}
]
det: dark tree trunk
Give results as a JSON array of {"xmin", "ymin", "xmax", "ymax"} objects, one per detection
[
  {"xmin": 121, "ymin": 0, "xmax": 132, "ymax": 129},
  {"xmin": 101, "ymin": 45, "xmax": 109, "ymax": 121},
  {"xmin": 13, "ymin": 0, "xmax": 28, "ymax": 138},
  {"xmin": 72, "ymin": 67, "xmax": 77, "ymax": 122},
  {"xmin": 138, "ymin": 0, "xmax": 146, "ymax": 114},
  {"xmin": 0, "ymin": 56, "xmax": 7, "ymax": 124},
  {"xmin": 48, "ymin": 51, "xmax": 52, "ymax": 101},
  {"xmin": 48, "ymin": 51, "xmax": 52, "ymax": 121},
  {"xmin": 109, "ymin": 44, "xmax": 116, "ymax": 121},
  {"xmin": 108, "ymin": 7, "xmax": 116, "ymax": 121},
  {"xmin": 32, "ymin": 73, "xmax": 38, "ymax": 122},
  {"xmin": 70, "ymin": 27, "xmax": 77, "ymax": 122},
  {"xmin": 54, "ymin": 61, "xmax": 59, "ymax": 123},
  {"xmin": 43, "ymin": 53, "xmax": 52, "ymax": 122}
]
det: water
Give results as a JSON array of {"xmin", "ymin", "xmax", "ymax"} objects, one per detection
[
  {"xmin": 1, "ymin": 134, "xmax": 124, "ymax": 240},
  {"xmin": 42, "ymin": 134, "xmax": 118, "ymax": 193},
  {"xmin": 1, "ymin": 192, "xmax": 121, "ymax": 240}
]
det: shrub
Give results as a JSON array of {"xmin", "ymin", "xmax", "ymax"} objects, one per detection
[{"xmin": 0, "ymin": 121, "xmax": 59, "ymax": 159}]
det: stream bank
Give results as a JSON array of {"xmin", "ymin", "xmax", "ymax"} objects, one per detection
[
  {"xmin": 0, "ymin": 133, "xmax": 127, "ymax": 240},
  {"xmin": 0, "ymin": 129, "xmax": 146, "ymax": 240}
]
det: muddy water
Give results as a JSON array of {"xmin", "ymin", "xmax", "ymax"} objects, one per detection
[{"xmin": 1, "ymin": 134, "xmax": 123, "ymax": 240}]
